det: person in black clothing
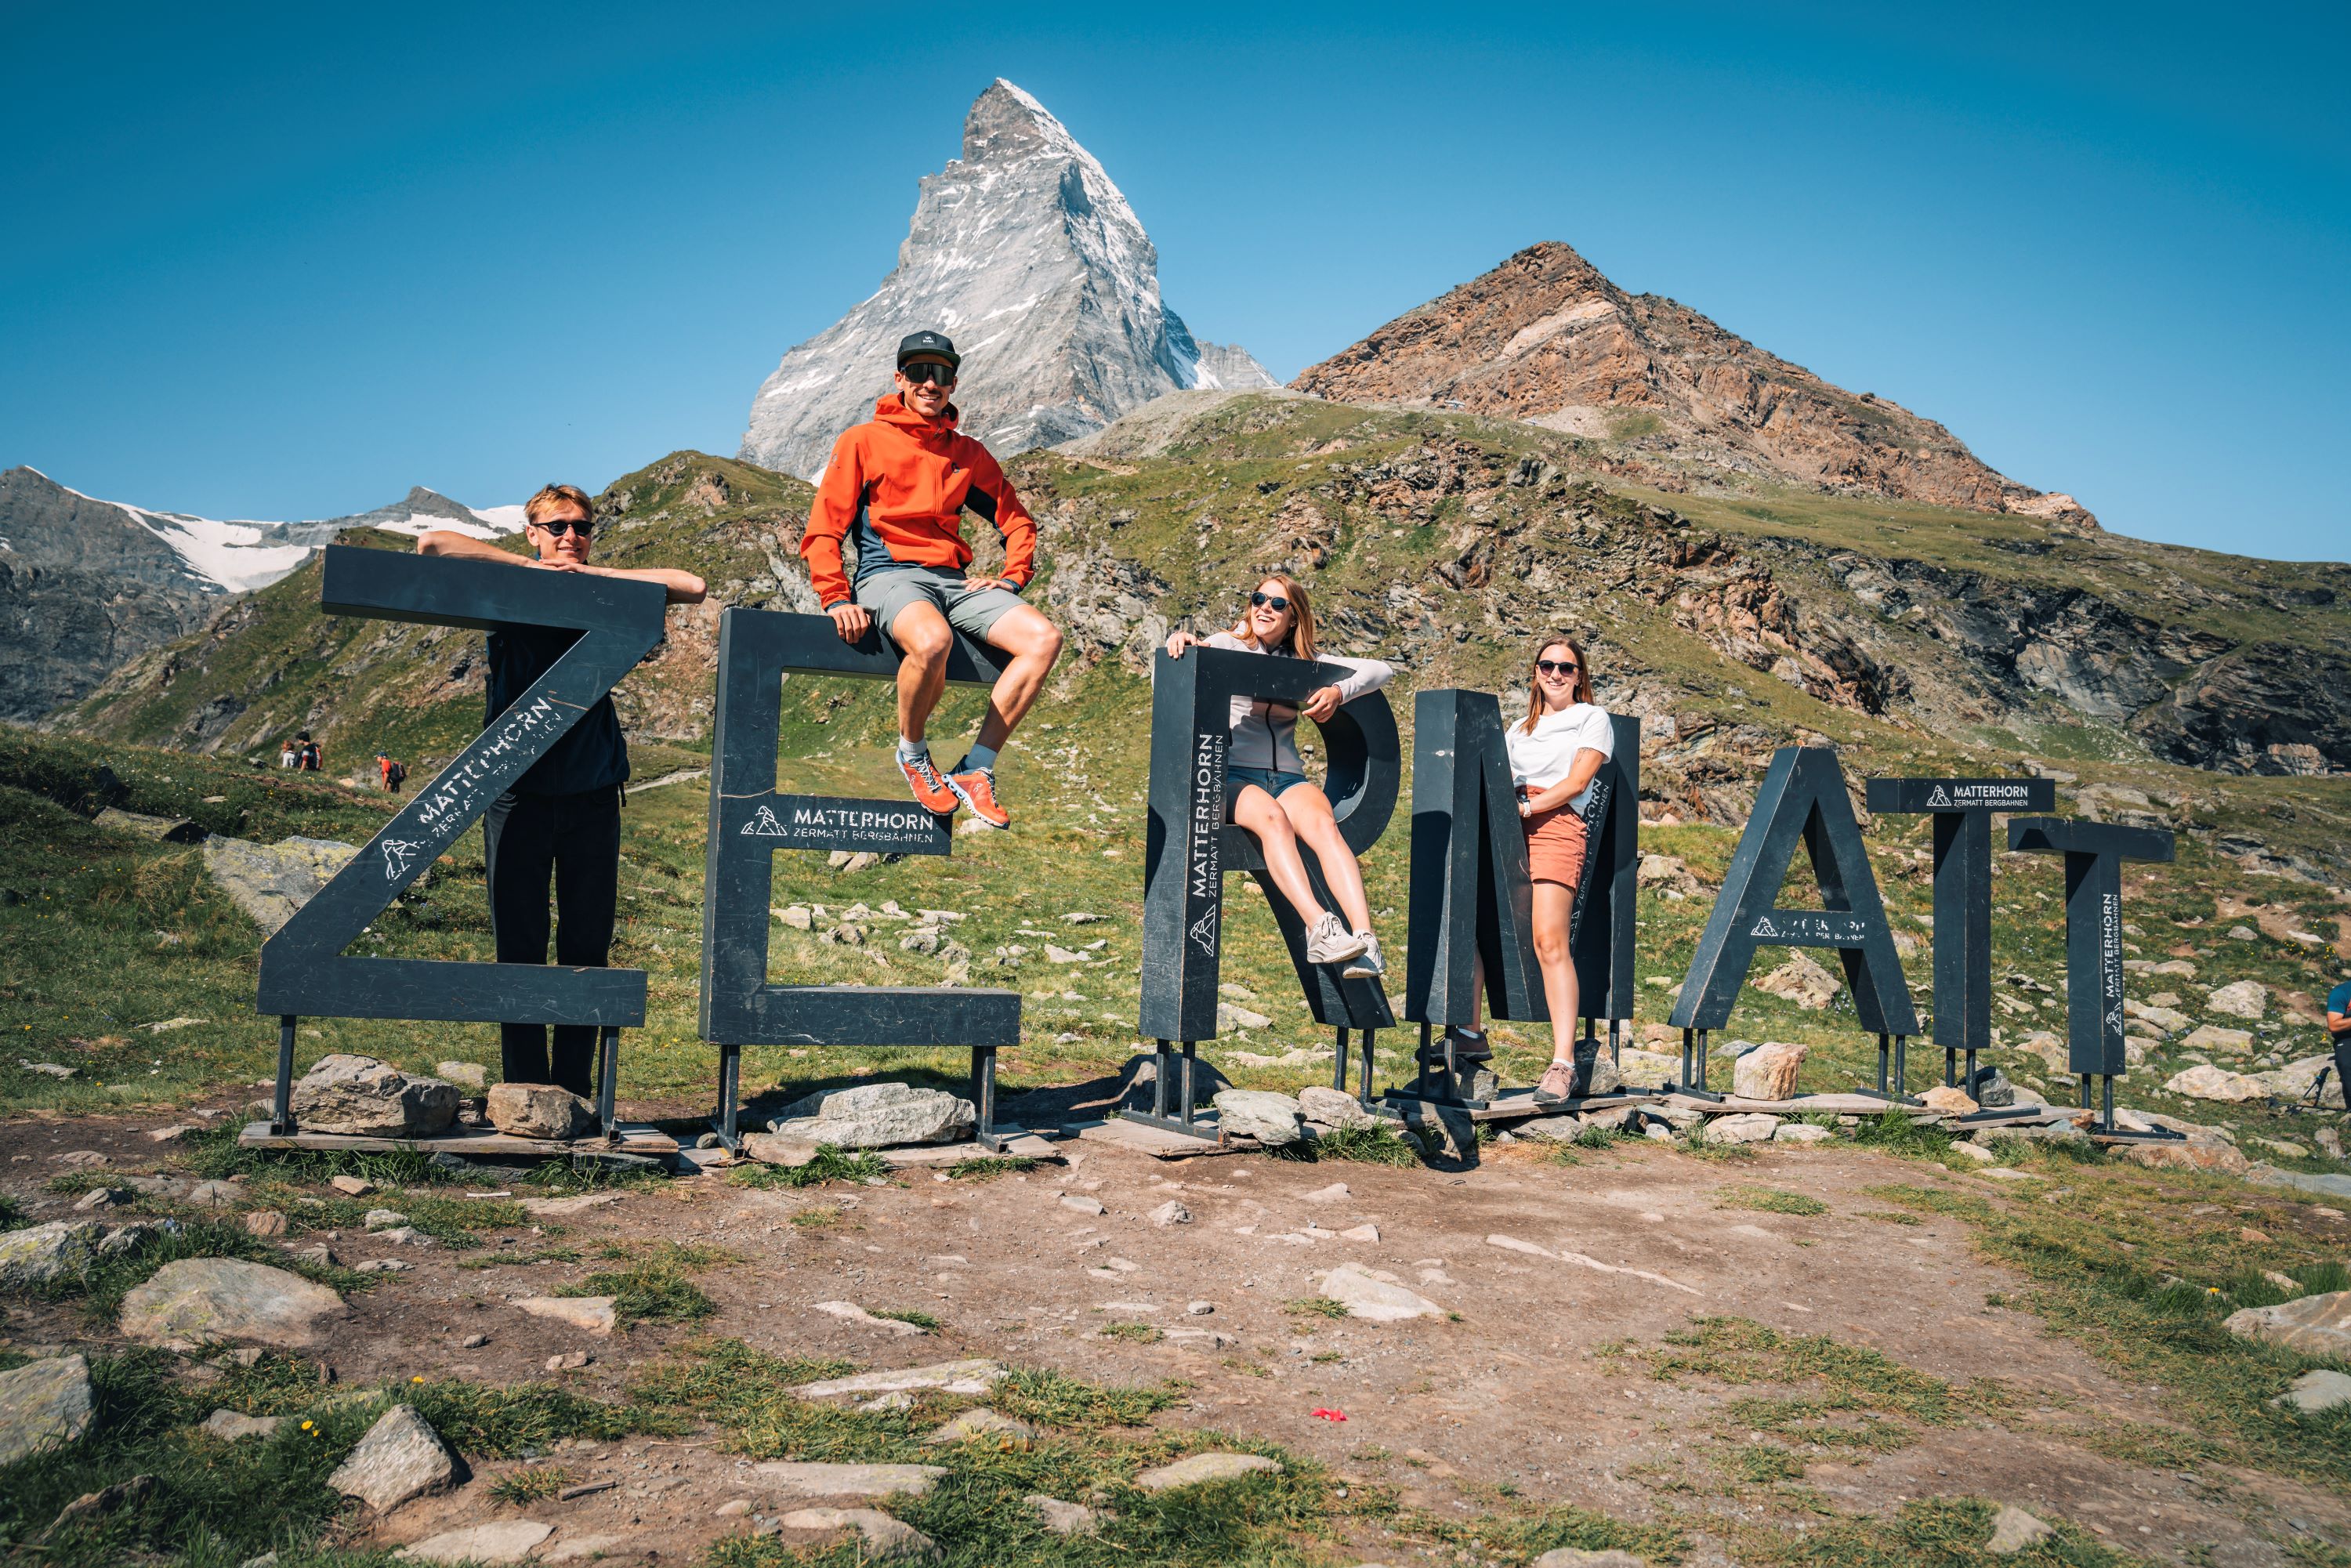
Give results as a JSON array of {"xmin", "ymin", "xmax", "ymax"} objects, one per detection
[{"xmin": 415, "ymin": 484, "xmax": 705, "ymax": 1095}]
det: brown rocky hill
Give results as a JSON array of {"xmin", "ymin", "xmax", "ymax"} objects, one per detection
[{"xmin": 1291, "ymin": 242, "xmax": 2093, "ymax": 524}]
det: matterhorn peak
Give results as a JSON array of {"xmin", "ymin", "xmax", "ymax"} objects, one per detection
[{"xmin": 741, "ymin": 81, "xmax": 1273, "ymax": 480}]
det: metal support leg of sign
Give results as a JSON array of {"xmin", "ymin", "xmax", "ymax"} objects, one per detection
[
  {"xmin": 1331, "ymin": 1027, "xmax": 1380, "ymax": 1105},
  {"xmin": 1125, "ymin": 1040, "xmax": 1210, "ymax": 1139},
  {"xmin": 1670, "ymin": 1027, "xmax": 1726, "ymax": 1103},
  {"xmin": 1856, "ymin": 1031, "xmax": 1922, "ymax": 1105},
  {"xmin": 594, "ymin": 1026, "xmax": 621, "ymax": 1142},
  {"xmin": 970, "ymin": 1046, "xmax": 1009, "ymax": 1154},
  {"xmin": 713, "ymin": 1045, "xmax": 744, "ymax": 1150},
  {"xmin": 271, "ymin": 1016, "xmax": 299, "ymax": 1135},
  {"xmin": 1397, "ymin": 1020, "xmax": 1491, "ymax": 1110}
]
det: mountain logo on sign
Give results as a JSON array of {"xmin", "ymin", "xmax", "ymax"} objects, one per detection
[
  {"xmin": 1188, "ymin": 907, "xmax": 1219, "ymax": 958},
  {"xmin": 1926, "ymin": 784, "xmax": 1951, "ymax": 807},
  {"xmin": 741, "ymin": 806, "xmax": 787, "ymax": 837},
  {"xmin": 1749, "ymin": 915, "xmax": 1780, "ymax": 938},
  {"xmin": 381, "ymin": 839, "xmax": 421, "ymax": 882}
]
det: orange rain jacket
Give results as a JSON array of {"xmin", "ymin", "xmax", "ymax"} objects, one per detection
[{"xmin": 799, "ymin": 394, "xmax": 1038, "ymax": 610}]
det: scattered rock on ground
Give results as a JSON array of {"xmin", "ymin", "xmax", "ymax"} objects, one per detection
[
  {"xmin": 752, "ymin": 1461, "xmax": 947, "ymax": 1498},
  {"xmin": 1028, "ymin": 1494, "xmax": 1103, "ymax": 1535},
  {"xmin": 0, "ymin": 1354, "xmax": 93, "ymax": 1466},
  {"xmin": 1705, "ymin": 1113, "xmax": 1781, "ymax": 1146},
  {"xmin": 1986, "ymin": 1504, "xmax": 2054, "ymax": 1555},
  {"xmin": 2205, "ymin": 980, "xmax": 2267, "ymax": 1019},
  {"xmin": 812, "ymin": 1301, "xmax": 929, "ymax": 1337},
  {"xmin": 0, "ymin": 1222, "xmax": 101, "ymax": 1288},
  {"xmin": 792, "ymin": 1360, "xmax": 1004, "ymax": 1400},
  {"xmin": 767, "ymin": 1082, "xmax": 975, "ymax": 1148},
  {"xmin": 1133, "ymin": 1451, "xmax": 1283, "ymax": 1491},
  {"xmin": 1772, "ymin": 1123, "xmax": 1834, "ymax": 1145},
  {"xmin": 1212, "ymin": 1088, "xmax": 1305, "ymax": 1147},
  {"xmin": 1918, "ymin": 1085, "xmax": 1978, "ymax": 1115},
  {"xmin": 1731, "ymin": 1041, "xmax": 1807, "ymax": 1101},
  {"xmin": 923, "ymin": 1408, "xmax": 1035, "ymax": 1444},
  {"xmin": 1755, "ymin": 952, "xmax": 1840, "ymax": 1009},
  {"xmin": 1317, "ymin": 1262, "xmax": 1444, "ymax": 1322},
  {"xmin": 2119, "ymin": 1138, "xmax": 2251, "ymax": 1175},
  {"xmin": 1298, "ymin": 1085, "xmax": 1375, "ymax": 1131},
  {"xmin": 520, "ymin": 1193, "xmax": 624, "ymax": 1218},
  {"xmin": 486, "ymin": 1082, "xmax": 595, "ymax": 1140},
  {"xmin": 2162, "ymin": 1064, "xmax": 2268, "ymax": 1103},
  {"xmin": 329, "ymin": 1175, "xmax": 372, "ymax": 1197},
  {"xmin": 1149, "ymin": 1199, "xmax": 1193, "ymax": 1226},
  {"xmin": 435, "ymin": 1061, "xmax": 487, "ymax": 1090},
  {"xmin": 1613, "ymin": 1048, "xmax": 1679, "ymax": 1089},
  {"xmin": 203, "ymin": 1409, "xmax": 284, "ymax": 1440},
  {"xmin": 1533, "ymin": 1551, "xmax": 1646, "ymax": 1568},
  {"xmin": 775, "ymin": 1507, "xmax": 939, "ymax": 1563},
  {"xmin": 330, "ymin": 1403, "xmax": 458, "ymax": 1513},
  {"xmin": 2177, "ymin": 1024, "xmax": 2255, "ymax": 1057},
  {"xmin": 2224, "ymin": 1290, "xmax": 2351, "ymax": 1356},
  {"xmin": 289, "ymin": 1054, "xmax": 457, "ymax": 1137},
  {"xmin": 393, "ymin": 1520, "xmax": 552, "ymax": 1563},
  {"xmin": 513, "ymin": 1296, "xmax": 616, "ymax": 1334},
  {"xmin": 200, "ymin": 835, "xmax": 357, "ymax": 935},
  {"xmin": 118, "ymin": 1258, "xmax": 343, "ymax": 1350},
  {"xmin": 2271, "ymin": 1369, "xmax": 2351, "ymax": 1413}
]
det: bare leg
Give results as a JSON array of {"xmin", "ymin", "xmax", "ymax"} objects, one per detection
[
  {"xmin": 1277, "ymin": 784, "xmax": 1372, "ymax": 932},
  {"xmin": 1531, "ymin": 880, "xmax": 1581, "ymax": 1063},
  {"xmin": 973, "ymin": 603, "xmax": 1063, "ymax": 754},
  {"xmin": 1233, "ymin": 785, "xmax": 1329, "ymax": 926},
  {"xmin": 887, "ymin": 600, "xmax": 953, "ymax": 744}
]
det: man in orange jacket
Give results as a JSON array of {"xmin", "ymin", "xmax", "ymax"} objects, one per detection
[{"xmin": 800, "ymin": 331, "xmax": 1063, "ymax": 828}]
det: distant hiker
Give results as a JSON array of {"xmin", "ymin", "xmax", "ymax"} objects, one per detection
[
  {"xmin": 385, "ymin": 758, "xmax": 407, "ymax": 794},
  {"xmin": 415, "ymin": 483, "xmax": 706, "ymax": 1098},
  {"xmin": 279, "ymin": 741, "xmax": 297, "ymax": 769},
  {"xmin": 376, "ymin": 751, "xmax": 393, "ymax": 789},
  {"xmin": 1163, "ymin": 574, "xmax": 1394, "ymax": 979},
  {"xmin": 2329, "ymin": 972, "xmax": 2351, "ymax": 1109},
  {"xmin": 799, "ymin": 329, "xmax": 1063, "ymax": 829},
  {"xmin": 296, "ymin": 733, "xmax": 321, "ymax": 772}
]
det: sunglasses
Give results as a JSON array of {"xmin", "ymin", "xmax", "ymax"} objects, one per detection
[
  {"xmin": 1537, "ymin": 659, "xmax": 1578, "ymax": 675},
  {"xmin": 1249, "ymin": 591, "xmax": 1291, "ymax": 612},
  {"xmin": 900, "ymin": 361, "xmax": 957, "ymax": 386},
  {"xmin": 534, "ymin": 517, "xmax": 592, "ymax": 538}
]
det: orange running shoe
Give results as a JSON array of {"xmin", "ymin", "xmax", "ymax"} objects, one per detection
[
  {"xmin": 897, "ymin": 751, "xmax": 959, "ymax": 814},
  {"xmin": 944, "ymin": 760, "xmax": 1010, "ymax": 829}
]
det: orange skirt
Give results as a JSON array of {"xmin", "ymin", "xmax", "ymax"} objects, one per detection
[{"xmin": 1524, "ymin": 804, "xmax": 1589, "ymax": 887}]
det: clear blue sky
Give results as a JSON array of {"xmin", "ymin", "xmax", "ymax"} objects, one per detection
[{"xmin": 4, "ymin": 2, "xmax": 2344, "ymax": 560}]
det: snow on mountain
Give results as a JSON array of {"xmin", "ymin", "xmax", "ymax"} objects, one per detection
[{"xmin": 741, "ymin": 79, "xmax": 1274, "ymax": 480}]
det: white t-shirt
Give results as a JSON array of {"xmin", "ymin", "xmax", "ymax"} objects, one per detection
[{"xmin": 1505, "ymin": 703, "xmax": 1615, "ymax": 815}]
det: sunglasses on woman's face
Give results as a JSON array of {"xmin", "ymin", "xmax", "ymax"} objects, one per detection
[
  {"xmin": 900, "ymin": 362, "xmax": 956, "ymax": 386},
  {"xmin": 1537, "ymin": 659, "xmax": 1578, "ymax": 675},
  {"xmin": 536, "ymin": 517, "xmax": 591, "ymax": 538},
  {"xmin": 1249, "ymin": 591, "xmax": 1291, "ymax": 612}
]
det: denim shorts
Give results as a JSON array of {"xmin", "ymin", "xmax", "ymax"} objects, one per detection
[{"xmin": 1226, "ymin": 766, "xmax": 1311, "ymax": 818}]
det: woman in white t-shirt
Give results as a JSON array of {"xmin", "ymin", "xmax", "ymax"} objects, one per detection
[{"xmin": 1505, "ymin": 635, "xmax": 1614, "ymax": 1101}]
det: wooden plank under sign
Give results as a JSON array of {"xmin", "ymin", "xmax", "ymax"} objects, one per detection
[{"xmin": 237, "ymin": 1121, "xmax": 679, "ymax": 1157}]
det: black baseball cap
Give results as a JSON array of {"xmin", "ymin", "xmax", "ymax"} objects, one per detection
[{"xmin": 897, "ymin": 331, "xmax": 960, "ymax": 371}]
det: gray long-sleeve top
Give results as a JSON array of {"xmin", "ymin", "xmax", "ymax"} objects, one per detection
[{"xmin": 1179, "ymin": 631, "xmax": 1394, "ymax": 773}]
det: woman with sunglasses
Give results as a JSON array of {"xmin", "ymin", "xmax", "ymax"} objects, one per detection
[
  {"xmin": 1164, "ymin": 574, "xmax": 1393, "ymax": 978},
  {"xmin": 1505, "ymin": 634, "xmax": 1615, "ymax": 1100}
]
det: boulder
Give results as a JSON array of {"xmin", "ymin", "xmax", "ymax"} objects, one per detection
[
  {"xmin": 2119, "ymin": 1139, "xmax": 2250, "ymax": 1175},
  {"xmin": 200, "ymin": 835, "xmax": 359, "ymax": 936},
  {"xmin": 1212, "ymin": 1089, "xmax": 1304, "ymax": 1147},
  {"xmin": 767, "ymin": 1082, "xmax": 974, "ymax": 1148},
  {"xmin": 1987, "ymin": 1505, "xmax": 2054, "ymax": 1555},
  {"xmin": 2205, "ymin": 980, "xmax": 2267, "ymax": 1020},
  {"xmin": 2122, "ymin": 998, "xmax": 2193, "ymax": 1036},
  {"xmin": 0, "ymin": 1354, "xmax": 93, "ymax": 1466},
  {"xmin": 330, "ymin": 1403, "xmax": 458, "ymax": 1512},
  {"xmin": 1918, "ymin": 1085, "xmax": 1978, "ymax": 1115},
  {"xmin": 2163, "ymin": 1064, "xmax": 2267, "ymax": 1103},
  {"xmin": 2177, "ymin": 1024, "xmax": 2255, "ymax": 1057},
  {"xmin": 118, "ymin": 1258, "xmax": 343, "ymax": 1350},
  {"xmin": 485, "ymin": 1083, "xmax": 594, "ymax": 1140},
  {"xmin": 1149, "ymin": 1200, "xmax": 1193, "ymax": 1226},
  {"xmin": 1133, "ymin": 1451, "xmax": 1283, "ymax": 1490},
  {"xmin": 1755, "ymin": 953, "xmax": 1840, "ymax": 1009},
  {"xmin": 0, "ymin": 1221, "xmax": 101, "ymax": 1288},
  {"xmin": 1731, "ymin": 1041, "xmax": 1808, "ymax": 1102},
  {"xmin": 1963, "ymin": 1066, "xmax": 2016, "ymax": 1108},
  {"xmin": 1298, "ymin": 1085, "xmax": 1375, "ymax": 1131},
  {"xmin": 1316, "ymin": 1262, "xmax": 1444, "ymax": 1322},
  {"xmin": 1705, "ymin": 1113, "xmax": 1781, "ymax": 1146},
  {"xmin": 290, "ymin": 1055, "xmax": 458, "ymax": 1137},
  {"xmin": 1574, "ymin": 1048, "xmax": 1623, "ymax": 1098},
  {"xmin": 2224, "ymin": 1289, "xmax": 2351, "ymax": 1356},
  {"xmin": 2256, "ymin": 1054, "xmax": 2335, "ymax": 1099},
  {"xmin": 393, "ymin": 1520, "xmax": 552, "ymax": 1563},
  {"xmin": 1215, "ymin": 1001, "xmax": 1273, "ymax": 1031},
  {"xmin": 752, "ymin": 1461, "xmax": 947, "ymax": 1498},
  {"xmin": 435, "ymin": 1061, "xmax": 487, "ymax": 1090},
  {"xmin": 775, "ymin": 1507, "xmax": 938, "ymax": 1563}
]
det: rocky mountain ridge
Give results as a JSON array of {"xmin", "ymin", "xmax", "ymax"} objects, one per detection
[
  {"xmin": 740, "ymin": 79, "xmax": 1273, "ymax": 480},
  {"xmin": 0, "ymin": 465, "xmax": 518, "ymax": 725},
  {"xmin": 1292, "ymin": 242, "xmax": 2095, "ymax": 524}
]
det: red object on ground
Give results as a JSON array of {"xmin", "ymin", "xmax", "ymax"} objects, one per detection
[{"xmin": 1310, "ymin": 1408, "xmax": 1346, "ymax": 1421}]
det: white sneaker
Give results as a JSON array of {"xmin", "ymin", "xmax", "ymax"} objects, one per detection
[
  {"xmin": 1305, "ymin": 911, "xmax": 1367, "ymax": 965},
  {"xmin": 1342, "ymin": 932, "xmax": 1385, "ymax": 980}
]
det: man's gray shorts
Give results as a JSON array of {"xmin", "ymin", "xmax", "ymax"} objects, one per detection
[{"xmin": 857, "ymin": 565, "xmax": 1026, "ymax": 645}]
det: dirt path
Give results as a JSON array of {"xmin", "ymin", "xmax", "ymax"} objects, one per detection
[{"xmin": 3, "ymin": 1109, "xmax": 2342, "ymax": 1565}]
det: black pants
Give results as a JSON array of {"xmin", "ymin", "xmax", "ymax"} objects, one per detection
[
  {"xmin": 2334, "ymin": 1034, "xmax": 2351, "ymax": 1109},
  {"xmin": 484, "ymin": 786, "xmax": 621, "ymax": 1096}
]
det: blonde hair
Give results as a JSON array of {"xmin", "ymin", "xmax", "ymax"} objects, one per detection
[
  {"xmin": 1228, "ymin": 574, "xmax": 1318, "ymax": 661},
  {"xmin": 1520, "ymin": 634, "xmax": 1596, "ymax": 733},
  {"xmin": 524, "ymin": 483, "xmax": 595, "ymax": 527}
]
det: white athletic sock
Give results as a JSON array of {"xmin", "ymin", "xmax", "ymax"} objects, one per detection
[
  {"xmin": 897, "ymin": 736, "xmax": 928, "ymax": 764},
  {"xmin": 961, "ymin": 741, "xmax": 999, "ymax": 773}
]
